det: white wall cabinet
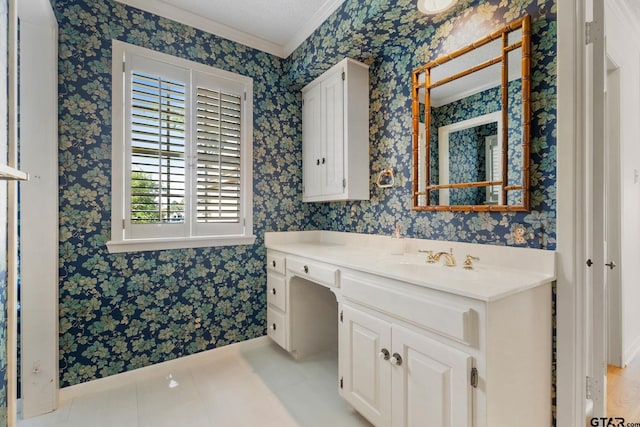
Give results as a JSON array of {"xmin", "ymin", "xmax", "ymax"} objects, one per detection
[{"xmin": 302, "ymin": 58, "xmax": 369, "ymax": 202}]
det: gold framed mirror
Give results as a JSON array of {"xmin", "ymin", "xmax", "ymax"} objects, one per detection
[{"xmin": 412, "ymin": 15, "xmax": 531, "ymax": 212}]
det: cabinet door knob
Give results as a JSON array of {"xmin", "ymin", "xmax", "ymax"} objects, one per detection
[
  {"xmin": 303, "ymin": 265, "xmax": 309, "ymax": 273},
  {"xmin": 379, "ymin": 348, "xmax": 390, "ymax": 361},
  {"xmin": 272, "ymin": 260, "xmax": 276, "ymax": 268},
  {"xmin": 316, "ymin": 159, "xmax": 320, "ymax": 165},
  {"xmin": 271, "ymin": 323, "xmax": 277, "ymax": 331},
  {"xmin": 271, "ymin": 288, "xmax": 276, "ymax": 295},
  {"xmin": 390, "ymin": 353, "xmax": 403, "ymax": 366},
  {"xmin": 322, "ymin": 157, "xmax": 326, "ymax": 164}
]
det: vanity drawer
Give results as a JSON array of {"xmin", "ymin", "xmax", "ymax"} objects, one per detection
[
  {"xmin": 267, "ymin": 272, "xmax": 286, "ymax": 311},
  {"xmin": 287, "ymin": 257, "xmax": 340, "ymax": 288},
  {"xmin": 267, "ymin": 252, "xmax": 286, "ymax": 275},
  {"xmin": 267, "ymin": 307, "xmax": 287, "ymax": 349},
  {"xmin": 342, "ymin": 275, "xmax": 475, "ymax": 346}
]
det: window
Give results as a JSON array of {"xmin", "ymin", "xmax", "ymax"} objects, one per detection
[
  {"xmin": 108, "ymin": 41, "xmax": 255, "ymax": 253},
  {"xmin": 485, "ymin": 134, "xmax": 501, "ymax": 205}
]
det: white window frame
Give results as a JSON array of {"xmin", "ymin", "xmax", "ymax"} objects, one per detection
[
  {"xmin": 107, "ymin": 40, "xmax": 255, "ymax": 253},
  {"xmin": 485, "ymin": 134, "xmax": 501, "ymax": 205}
]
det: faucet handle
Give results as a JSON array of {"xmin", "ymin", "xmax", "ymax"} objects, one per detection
[
  {"xmin": 419, "ymin": 249, "xmax": 437, "ymax": 263},
  {"xmin": 464, "ymin": 255, "xmax": 480, "ymax": 269}
]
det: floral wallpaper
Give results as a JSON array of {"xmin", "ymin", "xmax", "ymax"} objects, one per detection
[
  {"xmin": 290, "ymin": 0, "xmax": 557, "ymax": 250},
  {"xmin": 50, "ymin": 0, "xmax": 556, "ymax": 402},
  {"xmin": 51, "ymin": 0, "xmax": 309, "ymax": 387},
  {"xmin": 447, "ymin": 123, "xmax": 497, "ymax": 205}
]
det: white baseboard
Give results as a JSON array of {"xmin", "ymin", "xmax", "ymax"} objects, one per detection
[
  {"xmin": 59, "ymin": 336, "xmax": 271, "ymax": 403},
  {"xmin": 623, "ymin": 334, "xmax": 640, "ymax": 366}
]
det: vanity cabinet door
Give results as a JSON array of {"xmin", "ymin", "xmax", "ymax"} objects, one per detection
[
  {"xmin": 391, "ymin": 325, "xmax": 473, "ymax": 427},
  {"xmin": 340, "ymin": 305, "xmax": 392, "ymax": 427}
]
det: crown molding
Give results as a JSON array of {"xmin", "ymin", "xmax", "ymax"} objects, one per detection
[
  {"xmin": 283, "ymin": 0, "xmax": 346, "ymax": 57},
  {"xmin": 114, "ymin": 0, "xmax": 286, "ymax": 57},
  {"xmin": 114, "ymin": 0, "xmax": 346, "ymax": 59}
]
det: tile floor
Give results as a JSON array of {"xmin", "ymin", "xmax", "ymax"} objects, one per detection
[{"xmin": 18, "ymin": 337, "xmax": 371, "ymax": 427}]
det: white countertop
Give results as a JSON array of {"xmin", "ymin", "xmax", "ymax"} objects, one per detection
[{"xmin": 265, "ymin": 231, "xmax": 556, "ymax": 302}]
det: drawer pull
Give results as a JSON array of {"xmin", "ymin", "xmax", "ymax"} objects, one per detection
[
  {"xmin": 390, "ymin": 353, "xmax": 403, "ymax": 366},
  {"xmin": 271, "ymin": 323, "xmax": 277, "ymax": 331},
  {"xmin": 303, "ymin": 265, "xmax": 309, "ymax": 274},
  {"xmin": 271, "ymin": 288, "xmax": 276, "ymax": 295},
  {"xmin": 272, "ymin": 260, "xmax": 276, "ymax": 268},
  {"xmin": 379, "ymin": 348, "xmax": 390, "ymax": 361}
]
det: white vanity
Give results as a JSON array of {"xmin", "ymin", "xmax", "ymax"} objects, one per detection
[{"xmin": 265, "ymin": 231, "xmax": 555, "ymax": 427}]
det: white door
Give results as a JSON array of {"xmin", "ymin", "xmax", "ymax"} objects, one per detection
[
  {"xmin": 302, "ymin": 83, "xmax": 322, "ymax": 199},
  {"xmin": 321, "ymin": 67, "xmax": 345, "ymax": 197},
  {"xmin": 585, "ymin": 0, "xmax": 607, "ymax": 417},
  {"xmin": 391, "ymin": 326, "xmax": 472, "ymax": 427},
  {"xmin": 340, "ymin": 305, "xmax": 392, "ymax": 427}
]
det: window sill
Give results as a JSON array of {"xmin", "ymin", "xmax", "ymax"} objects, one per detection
[{"xmin": 106, "ymin": 235, "xmax": 256, "ymax": 253}]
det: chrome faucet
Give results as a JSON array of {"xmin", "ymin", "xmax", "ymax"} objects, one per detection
[{"xmin": 423, "ymin": 248, "xmax": 456, "ymax": 267}]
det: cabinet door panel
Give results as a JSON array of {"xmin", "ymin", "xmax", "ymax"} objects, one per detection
[
  {"xmin": 302, "ymin": 83, "xmax": 322, "ymax": 199},
  {"xmin": 392, "ymin": 326, "xmax": 472, "ymax": 427},
  {"xmin": 341, "ymin": 305, "xmax": 391, "ymax": 427},
  {"xmin": 321, "ymin": 69, "xmax": 345, "ymax": 196}
]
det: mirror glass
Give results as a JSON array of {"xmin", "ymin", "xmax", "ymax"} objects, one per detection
[{"xmin": 412, "ymin": 16, "xmax": 531, "ymax": 211}]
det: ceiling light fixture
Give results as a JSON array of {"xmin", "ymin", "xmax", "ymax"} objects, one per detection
[{"xmin": 417, "ymin": 0, "xmax": 458, "ymax": 15}]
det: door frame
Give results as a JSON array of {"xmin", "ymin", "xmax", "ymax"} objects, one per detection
[
  {"xmin": 556, "ymin": 0, "xmax": 589, "ymax": 425},
  {"xmin": 17, "ymin": 0, "xmax": 59, "ymax": 419}
]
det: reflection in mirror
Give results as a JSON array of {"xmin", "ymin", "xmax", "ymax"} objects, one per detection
[
  {"xmin": 437, "ymin": 112, "xmax": 502, "ymax": 205},
  {"xmin": 412, "ymin": 15, "xmax": 531, "ymax": 212}
]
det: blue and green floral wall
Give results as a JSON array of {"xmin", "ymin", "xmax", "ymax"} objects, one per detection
[
  {"xmin": 50, "ymin": 0, "xmax": 556, "ymax": 399},
  {"xmin": 50, "ymin": 0, "xmax": 308, "ymax": 387}
]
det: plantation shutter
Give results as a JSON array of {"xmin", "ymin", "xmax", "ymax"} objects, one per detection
[
  {"xmin": 115, "ymin": 44, "xmax": 252, "ymax": 246},
  {"xmin": 124, "ymin": 56, "xmax": 189, "ymax": 240},
  {"xmin": 130, "ymin": 72, "xmax": 186, "ymax": 224},
  {"xmin": 487, "ymin": 135, "xmax": 500, "ymax": 204},
  {"xmin": 195, "ymin": 87, "xmax": 242, "ymax": 223}
]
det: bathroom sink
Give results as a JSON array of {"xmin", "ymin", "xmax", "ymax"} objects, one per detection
[{"xmin": 373, "ymin": 255, "xmax": 502, "ymax": 286}]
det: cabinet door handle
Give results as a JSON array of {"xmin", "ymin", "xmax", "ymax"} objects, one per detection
[
  {"xmin": 271, "ymin": 288, "xmax": 276, "ymax": 295},
  {"xmin": 322, "ymin": 157, "xmax": 326, "ymax": 164},
  {"xmin": 316, "ymin": 159, "xmax": 320, "ymax": 165},
  {"xmin": 303, "ymin": 265, "xmax": 309, "ymax": 273},
  {"xmin": 379, "ymin": 348, "xmax": 390, "ymax": 361},
  {"xmin": 390, "ymin": 353, "xmax": 403, "ymax": 366},
  {"xmin": 271, "ymin": 323, "xmax": 277, "ymax": 331},
  {"xmin": 272, "ymin": 260, "xmax": 276, "ymax": 268}
]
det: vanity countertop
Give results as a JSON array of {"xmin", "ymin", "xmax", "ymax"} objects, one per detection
[{"xmin": 265, "ymin": 231, "xmax": 556, "ymax": 302}]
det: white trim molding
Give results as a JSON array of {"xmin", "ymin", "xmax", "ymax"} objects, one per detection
[
  {"xmin": 59, "ymin": 336, "xmax": 271, "ymax": 403},
  {"xmin": 108, "ymin": 40, "xmax": 255, "ymax": 253},
  {"xmin": 17, "ymin": 0, "xmax": 60, "ymax": 420},
  {"xmin": 113, "ymin": 0, "xmax": 346, "ymax": 58},
  {"xmin": 556, "ymin": 0, "xmax": 587, "ymax": 425}
]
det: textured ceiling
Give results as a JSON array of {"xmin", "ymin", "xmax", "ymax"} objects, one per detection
[{"xmin": 162, "ymin": 0, "xmax": 338, "ymax": 46}]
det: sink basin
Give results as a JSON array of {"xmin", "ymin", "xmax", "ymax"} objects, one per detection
[{"xmin": 378, "ymin": 256, "xmax": 485, "ymax": 282}]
